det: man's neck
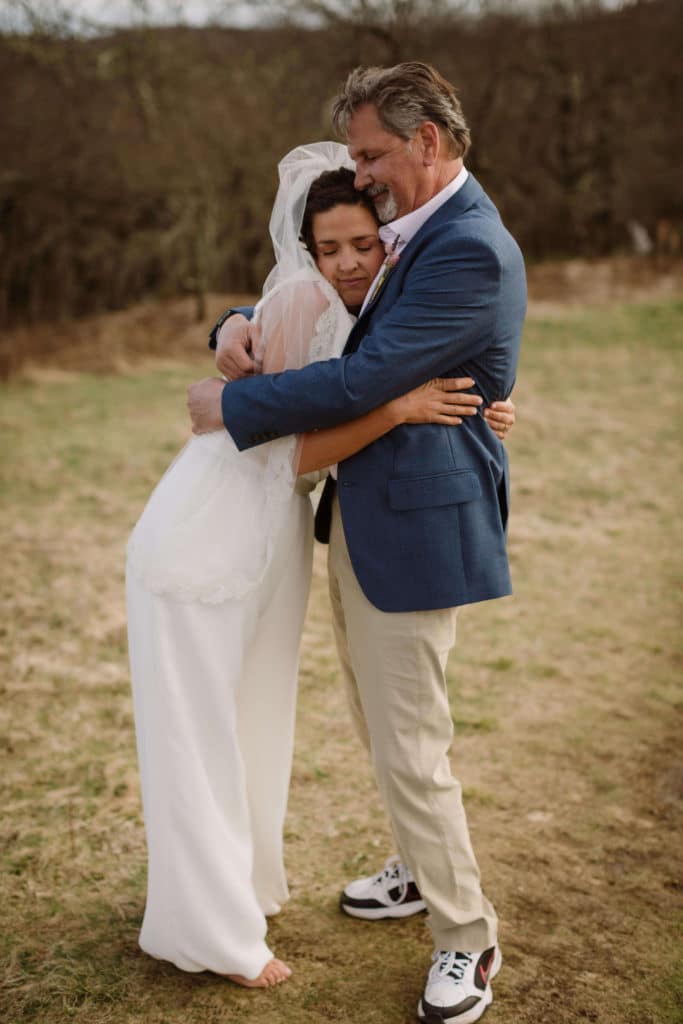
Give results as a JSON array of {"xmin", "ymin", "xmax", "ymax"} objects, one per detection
[
  {"xmin": 380, "ymin": 163, "xmax": 468, "ymax": 247},
  {"xmin": 406, "ymin": 157, "xmax": 463, "ymax": 214},
  {"xmin": 430, "ymin": 158, "xmax": 464, "ymax": 202}
]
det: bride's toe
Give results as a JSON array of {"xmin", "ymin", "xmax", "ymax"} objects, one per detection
[
  {"xmin": 227, "ymin": 958, "xmax": 291, "ymax": 988},
  {"xmin": 263, "ymin": 958, "xmax": 292, "ymax": 985}
]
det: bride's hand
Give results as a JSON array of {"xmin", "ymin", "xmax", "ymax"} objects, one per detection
[
  {"xmin": 215, "ymin": 315, "xmax": 262, "ymax": 380},
  {"xmin": 483, "ymin": 397, "xmax": 515, "ymax": 440},
  {"xmin": 391, "ymin": 377, "xmax": 483, "ymax": 425}
]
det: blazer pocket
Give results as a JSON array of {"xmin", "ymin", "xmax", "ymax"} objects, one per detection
[{"xmin": 387, "ymin": 469, "xmax": 482, "ymax": 511}]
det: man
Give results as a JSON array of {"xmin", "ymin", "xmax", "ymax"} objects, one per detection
[{"xmin": 189, "ymin": 62, "xmax": 526, "ymax": 1024}]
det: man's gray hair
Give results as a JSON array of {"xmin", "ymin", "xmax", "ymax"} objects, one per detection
[{"xmin": 332, "ymin": 62, "xmax": 471, "ymax": 159}]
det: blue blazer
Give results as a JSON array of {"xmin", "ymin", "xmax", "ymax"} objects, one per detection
[{"xmin": 221, "ymin": 174, "xmax": 526, "ymax": 612}]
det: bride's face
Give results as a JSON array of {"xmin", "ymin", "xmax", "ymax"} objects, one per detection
[{"xmin": 312, "ymin": 204, "xmax": 384, "ymax": 314}]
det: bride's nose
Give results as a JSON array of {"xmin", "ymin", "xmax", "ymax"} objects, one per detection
[{"xmin": 338, "ymin": 247, "xmax": 359, "ymax": 272}]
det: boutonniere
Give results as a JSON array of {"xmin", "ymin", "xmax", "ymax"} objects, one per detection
[
  {"xmin": 368, "ymin": 234, "xmax": 401, "ymax": 305},
  {"xmin": 384, "ymin": 235, "xmax": 401, "ymax": 267}
]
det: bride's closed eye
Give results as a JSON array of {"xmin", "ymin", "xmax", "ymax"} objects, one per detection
[{"xmin": 318, "ymin": 238, "xmax": 380, "ymax": 258}]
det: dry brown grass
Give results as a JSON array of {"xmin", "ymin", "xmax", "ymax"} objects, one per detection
[
  {"xmin": 2, "ymin": 256, "xmax": 681, "ymax": 380},
  {"xmin": 1, "ymin": 281, "xmax": 682, "ymax": 1023},
  {"xmin": 0, "ymin": 294, "xmax": 254, "ymax": 379}
]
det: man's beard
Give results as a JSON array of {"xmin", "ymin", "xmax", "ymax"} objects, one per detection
[{"xmin": 368, "ymin": 186, "xmax": 398, "ymax": 224}]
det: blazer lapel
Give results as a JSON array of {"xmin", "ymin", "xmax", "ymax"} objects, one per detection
[{"xmin": 342, "ymin": 174, "xmax": 486, "ymax": 355}]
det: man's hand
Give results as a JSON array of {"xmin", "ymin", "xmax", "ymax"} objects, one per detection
[
  {"xmin": 187, "ymin": 378, "xmax": 226, "ymax": 434},
  {"xmin": 215, "ymin": 314, "xmax": 263, "ymax": 380},
  {"xmin": 483, "ymin": 398, "xmax": 515, "ymax": 440}
]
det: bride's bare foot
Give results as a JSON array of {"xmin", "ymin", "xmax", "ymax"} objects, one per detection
[{"xmin": 227, "ymin": 958, "xmax": 292, "ymax": 988}]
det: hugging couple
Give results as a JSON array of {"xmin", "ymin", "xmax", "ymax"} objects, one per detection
[{"xmin": 126, "ymin": 61, "xmax": 526, "ymax": 1024}]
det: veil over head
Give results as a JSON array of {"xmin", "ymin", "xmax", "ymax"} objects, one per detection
[
  {"xmin": 251, "ymin": 140, "xmax": 358, "ymax": 379},
  {"xmin": 262, "ymin": 141, "xmax": 356, "ymax": 291}
]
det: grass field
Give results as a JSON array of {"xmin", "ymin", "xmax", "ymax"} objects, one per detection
[{"xmin": 1, "ymin": 295, "xmax": 682, "ymax": 1023}]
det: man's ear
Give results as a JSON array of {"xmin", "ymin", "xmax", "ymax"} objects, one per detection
[{"xmin": 417, "ymin": 121, "xmax": 441, "ymax": 166}]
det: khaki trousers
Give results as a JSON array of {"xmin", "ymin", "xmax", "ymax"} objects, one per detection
[{"xmin": 328, "ymin": 497, "xmax": 497, "ymax": 951}]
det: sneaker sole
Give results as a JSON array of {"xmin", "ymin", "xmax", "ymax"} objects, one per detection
[
  {"xmin": 417, "ymin": 984, "xmax": 492, "ymax": 1024},
  {"xmin": 340, "ymin": 898, "xmax": 427, "ymax": 920},
  {"xmin": 416, "ymin": 946, "xmax": 501, "ymax": 1024}
]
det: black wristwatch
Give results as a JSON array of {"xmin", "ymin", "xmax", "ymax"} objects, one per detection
[{"xmin": 208, "ymin": 309, "xmax": 234, "ymax": 350}]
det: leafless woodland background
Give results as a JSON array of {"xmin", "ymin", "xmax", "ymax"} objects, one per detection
[{"xmin": 1, "ymin": 0, "xmax": 681, "ymax": 332}]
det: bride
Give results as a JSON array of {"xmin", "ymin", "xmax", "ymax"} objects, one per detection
[{"xmin": 126, "ymin": 142, "xmax": 513, "ymax": 988}]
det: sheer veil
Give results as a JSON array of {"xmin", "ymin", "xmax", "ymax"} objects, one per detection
[
  {"xmin": 251, "ymin": 141, "xmax": 357, "ymax": 374},
  {"xmin": 267, "ymin": 142, "xmax": 354, "ymax": 280},
  {"xmin": 126, "ymin": 142, "xmax": 356, "ymax": 604}
]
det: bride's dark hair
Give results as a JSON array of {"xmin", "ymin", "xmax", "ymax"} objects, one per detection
[{"xmin": 300, "ymin": 168, "xmax": 380, "ymax": 257}]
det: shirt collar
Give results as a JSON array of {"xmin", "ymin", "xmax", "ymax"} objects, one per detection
[{"xmin": 378, "ymin": 166, "xmax": 469, "ymax": 251}]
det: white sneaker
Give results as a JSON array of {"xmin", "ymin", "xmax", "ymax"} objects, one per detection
[
  {"xmin": 340, "ymin": 855, "xmax": 427, "ymax": 919},
  {"xmin": 417, "ymin": 946, "xmax": 502, "ymax": 1024}
]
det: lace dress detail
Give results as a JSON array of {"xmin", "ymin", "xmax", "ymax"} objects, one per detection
[
  {"xmin": 307, "ymin": 296, "xmax": 341, "ymax": 363},
  {"xmin": 126, "ymin": 284, "xmax": 352, "ymax": 604}
]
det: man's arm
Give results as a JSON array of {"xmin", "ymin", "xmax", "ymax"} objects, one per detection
[
  {"xmin": 201, "ymin": 296, "xmax": 517, "ymax": 442},
  {"xmin": 187, "ymin": 378, "xmax": 516, "ymax": 442},
  {"xmin": 220, "ymin": 235, "xmax": 514, "ymax": 450}
]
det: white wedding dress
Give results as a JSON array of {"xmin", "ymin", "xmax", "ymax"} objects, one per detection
[{"xmin": 125, "ymin": 142, "xmax": 356, "ymax": 978}]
